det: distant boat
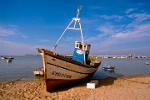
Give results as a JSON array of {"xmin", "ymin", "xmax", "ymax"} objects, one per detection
[
  {"xmin": 144, "ymin": 62, "xmax": 150, "ymax": 66},
  {"xmin": 37, "ymin": 8, "xmax": 101, "ymax": 91},
  {"xmin": 102, "ymin": 65, "xmax": 115, "ymax": 72},
  {"xmin": 1, "ymin": 56, "xmax": 14, "ymax": 63}
]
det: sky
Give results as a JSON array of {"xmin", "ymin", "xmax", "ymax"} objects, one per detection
[{"xmin": 0, "ymin": 0, "xmax": 150, "ymax": 55}]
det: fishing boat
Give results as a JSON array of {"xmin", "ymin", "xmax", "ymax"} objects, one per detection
[
  {"xmin": 102, "ymin": 64, "xmax": 115, "ymax": 72},
  {"xmin": 144, "ymin": 62, "xmax": 150, "ymax": 66},
  {"xmin": 102, "ymin": 65, "xmax": 115, "ymax": 72},
  {"xmin": 1, "ymin": 56, "xmax": 14, "ymax": 63},
  {"xmin": 37, "ymin": 8, "xmax": 101, "ymax": 91}
]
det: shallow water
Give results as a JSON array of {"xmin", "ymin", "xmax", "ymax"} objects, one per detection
[
  {"xmin": 0, "ymin": 55, "xmax": 42, "ymax": 81},
  {"xmin": 93, "ymin": 58, "xmax": 150, "ymax": 79},
  {"xmin": 0, "ymin": 55, "xmax": 150, "ymax": 81}
]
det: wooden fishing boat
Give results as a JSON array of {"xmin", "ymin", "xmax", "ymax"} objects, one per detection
[
  {"xmin": 1, "ymin": 56, "xmax": 14, "ymax": 63},
  {"xmin": 144, "ymin": 62, "xmax": 150, "ymax": 66},
  {"xmin": 37, "ymin": 8, "xmax": 101, "ymax": 91},
  {"xmin": 102, "ymin": 65, "xmax": 115, "ymax": 72}
]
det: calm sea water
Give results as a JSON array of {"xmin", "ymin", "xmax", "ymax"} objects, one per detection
[
  {"xmin": 0, "ymin": 55, "xmax": 42, "ymax": 81},
  {"xmin": 93, "ymin": 58, "xmax": 150, "ymax": 79},
  {"xmin": 0, "ymin": 55, "xmax": 150, "ymax": 81}
]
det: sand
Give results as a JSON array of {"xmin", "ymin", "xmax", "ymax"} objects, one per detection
[{"xmin": 0, "ymin": 75, "xmax": 150, "ymax": 100}]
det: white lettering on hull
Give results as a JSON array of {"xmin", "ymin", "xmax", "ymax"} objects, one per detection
[{"xmin": 52, "ymin": 71, "xmax": 72, "ymax": 78}]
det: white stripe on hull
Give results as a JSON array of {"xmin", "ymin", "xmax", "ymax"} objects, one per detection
[
  {"xmin": 45, "ymin": 54, "xmax": 96, "ymax": 74},
  {"xmin": 44, "ymin": 54, "xmax": 97, "ymax": 80},
  {"xmin": 46, "ymin": 63, "xmax": 89, "ymax": 80}
]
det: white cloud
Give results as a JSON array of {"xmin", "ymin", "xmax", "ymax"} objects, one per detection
[
  {"xmin": 125, "ymin": 8, "xmax": 137, "ymax": 14},
  {"xmin": 86, "ymin": 11, "xmax": 150, "ymax": 55},
  {"xmin": 86, "ymin": 33, "xmax": 107, "ymax": 43},
  {"xmin": 98, "ymin": 15, "xmax": 123, "ymax": 20},
  {"xmin": 0, "ymin": 39, "xmax": 56, "ymax": 55},
  {"xmin": 96, "ymin": 24, "xmax": 119, "ymax": 34},
  {"xmin": 20, "ymin": 34, "xmax": 28, "ymax": 39},
  {"xmin": 39, "ymin": 39, "xmax": 50, "ymax": 43},
  {"xmin": 0, "ymin": 26, "xmax": 17, "ymax": 37},
  {"xmin": 99, "ymin": 12, "xmax": 150, "ymax": 40},
  {"xmin": 92, "ymin": 47, "xmax": 150, "ymax": 55},
  {"xmin": 112, "ymin": 13, "xmax": 150, "ymax": 40},
  {"xmin": 0, "ymin": 25, "xmax": 30, "ymax": 40},
  {"xmin": 0, "ymin": 39, "xmax": 34, "ymax": 55},
  {"xmin": 115, "ymin": 24, "xmax": 150, "ymax": 39},
  {"xmin": 128, "ymin": 13, "xmax": 150, "ymax": 24},
  {"xmin": 0, "ymin": 24, "xmax": 74, "ymax": 55},
  {"xmin": 89, "ymin": 6, "xmax": 103, "ymax": 10}
]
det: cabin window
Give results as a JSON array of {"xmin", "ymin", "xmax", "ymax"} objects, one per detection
[
  {"xmin": 79, "ymin": 44, "xmax": 82, "ymax": 49},
  {"xmin": 75, "ymin": 43, "xmax": 80, "ymax": 48},
  {"xmin": 84, "ymin": 45, "xmax": 87, "ymax": 50}
]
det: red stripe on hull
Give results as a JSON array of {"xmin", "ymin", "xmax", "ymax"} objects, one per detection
[
  {"xmin": 45, "ymin": 72, "xmax": 95, "ymax": 92},
  {"xmin": 45, "ymin": 78, "xmax": 93, "ymax": 92},
  {"xmin": 46, "ymin": 79, "xmax": 78, "ymax": 92}
]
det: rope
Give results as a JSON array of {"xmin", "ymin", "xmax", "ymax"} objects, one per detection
[
  {"xmin": 52, "ymin": 8, "xmax": 84, "ymax": 51},
  {"xmin": 52, "ymin": 20, "xmax": 74, "ymax": 50}
]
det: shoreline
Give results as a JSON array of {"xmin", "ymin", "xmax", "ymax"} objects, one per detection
[{"xmin": 0, "ymin": 75, "xmax": 150, "ymax": 100}]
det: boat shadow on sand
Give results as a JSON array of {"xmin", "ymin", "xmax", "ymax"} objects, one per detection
[
  {"xmin": 49, "ymin": 77, "xmax": 118, "ymax": 92},
  {"xmin": 39, "ymin": 69, "xmax": 123, "ymax": 92},
  {"xmin": 48, "ymin": 70, "xmax": 124, "ymax": 92},
  {"xmin": 96, "ymin": 77, "xmax": 117, "ymax": 87}
]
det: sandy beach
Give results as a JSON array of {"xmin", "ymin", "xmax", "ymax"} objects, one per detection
[{"xmin": 0, "ymin": 75, "xmax": 150, "ymax": 100}]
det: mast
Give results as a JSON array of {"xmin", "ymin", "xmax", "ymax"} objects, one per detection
[{"xmin": 53, "ymin": 8, "xmax": 84, "ymax": 50}]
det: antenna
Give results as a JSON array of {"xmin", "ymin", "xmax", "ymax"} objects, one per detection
[
  {"xmin": 52, "ymin": 7, "xmax": 84, "ymax": 51},
  {"xmin": 76, "ymin": 6, "xmax": 82, "ymax": 18}
]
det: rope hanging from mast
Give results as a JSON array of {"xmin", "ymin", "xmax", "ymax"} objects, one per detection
[{"xmin": 52, "ymin": 7, "xmax": 84, "ymax": 51}]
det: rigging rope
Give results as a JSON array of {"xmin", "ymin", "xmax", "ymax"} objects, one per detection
[{"xmin": 52, "ymin": 8, "xmax": 84, "ymax": 51}]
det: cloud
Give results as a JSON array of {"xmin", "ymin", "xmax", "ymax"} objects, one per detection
[
  {"xmin": 98, "ymin": 15, "xmax": 123, "ymax": 20},
  {"xmin": 96, "ymin": 24, "xmax": 120, "ymax": 34},
  {"xmin": 89, "ymin": 6, "xmax": 103, "ymax": 10},
  {"xmin": 0, "ymin": 24, "xmax": 74, "ymax": 55},
  {"xmin": 87, "ymin": 34, "xmax": 106, "ymax": 42},
  {"xmin": 0, "ymin": 39, "xmax": 57, "ymax": 55},
  {"xmin": 125, "ymin": 8, "xmax": 137, "ymax": 14},
  {"xmin": 94, "ymin": 47, "xmax": 150, "ymax": 55},
  {"xmin": 0, "ymin": 39, "xmax": 34, "ymax": 55},
  {"xmin": 86, "ymin": 11, "xmax": 150, "ymax": 55},
  {"xmin": 20, "ymin": 34, "xmax": 28, "ymax": 39},
  {"xmin": 112, "ymin": 24, "xmax": 150, "ymax": 39},
  {"xmin": 0, "ymin": 26, "xmax": 17, "ymax": 37},
  {"xmin": 113, "ymin": 13, "xmax": 150, "ymax": 40},
  {"xmin": 127, "ymin": 13, "xmax": 150, "ymax": 28},
  {"xmin": 38, "ymin": 39, "xmax": 50, "ymax": 43},
  {"xmin": 100, "ymin": 13, "xmax": 150, "ymax": 40},
  {"xmin": 0, "ymin": 25, "xmax": 30, "ymax": 40}
]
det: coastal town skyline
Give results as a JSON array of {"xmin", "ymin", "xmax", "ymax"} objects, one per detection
[{"xmin": 0, "ymin": 0, "xmax": 150, "ymax": 55}]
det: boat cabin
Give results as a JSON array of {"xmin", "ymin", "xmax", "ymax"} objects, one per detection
[{"xmin": 73, "ymin": 41, "xmax": 91, "ymax": 64}]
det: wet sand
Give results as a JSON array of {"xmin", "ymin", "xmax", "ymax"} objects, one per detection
[{"xmin": 0, "ymin": 75, "xmax": 150, "ymax": 100}]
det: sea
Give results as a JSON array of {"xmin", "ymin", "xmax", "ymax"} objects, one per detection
[{"xmin": 0, "ymin": 55, "xmax": 150, "ymax": 81}]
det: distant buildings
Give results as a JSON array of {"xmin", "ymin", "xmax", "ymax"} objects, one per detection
[{"xmin": 100, "ymin": 55, "xmax": 150, "ymax": 59}]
